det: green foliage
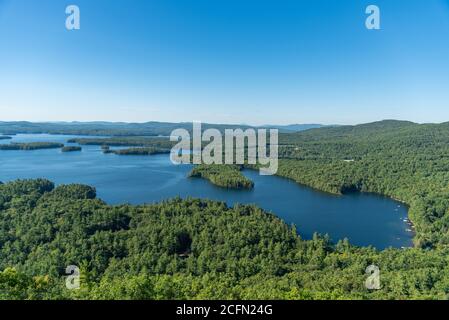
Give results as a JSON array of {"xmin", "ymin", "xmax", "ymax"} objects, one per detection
[
  {"xmin": 46, "ymin": 184, "xmax": 97, "ymax": 200},
  {"xmin": 0, "ymin": 268, "xmax": 61, "ymax": 300},
  {"xmin": 1, "ymin": 179, "xmax": 449, "ymax": 300},
  {"xmin": 189, "ymin": 165, "xmax": 254, "ymax": 189}
]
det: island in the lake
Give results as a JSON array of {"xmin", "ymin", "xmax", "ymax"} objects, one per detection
[
  {"xmin": 103, "ymin": 147, "xmax": 171, "ymax": 156},
  {"xmin": 0, "ymin": 142, "xmax": 64, "ymax": 150},
  {"xmin": 61, "ymin": 146, "xmax": 82, "ymax": 152},
  {"xmin": 0, "ymin": 135, "xmax": 12, "ymax": 140},
  {"xmin": 189, "ymin": 164, "xmax": 254, "ymax": 189},
  {"xmin": 68, "ymin": 137, "xmax": 175, "ymax": 149}
]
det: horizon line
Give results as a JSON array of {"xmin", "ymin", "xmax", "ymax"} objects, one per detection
[{"xmin": 0, "ymin": 119, "xmax": 437, "ymax": 128}]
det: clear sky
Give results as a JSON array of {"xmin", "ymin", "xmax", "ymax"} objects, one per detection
[{"xmin": 0, "ymin": 0, "xmax": 449, "ymax": 125}]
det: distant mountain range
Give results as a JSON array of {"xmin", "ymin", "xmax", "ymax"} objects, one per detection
[
  {"xmin": 0, "ymin": 121, "xmax": 334, "ymax": 136},
  {"xmin": 2, "ymin": 120, "xmax": 429, "ymax": 137},
  {"xmin": 260, "ymin": 124, "xmax": 334, "ymax": 132}
]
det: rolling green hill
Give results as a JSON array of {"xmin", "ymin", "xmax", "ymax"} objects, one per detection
[{"xmin": 275, "ymin": 120, "xmax": 449, "ymax": 248}]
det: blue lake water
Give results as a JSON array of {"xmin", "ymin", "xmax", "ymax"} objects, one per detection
[{"xmin": 0, "ymin": 134, "xmax": 414, "ymax": 249}]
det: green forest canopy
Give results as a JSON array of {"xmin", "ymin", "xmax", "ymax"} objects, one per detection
[
  {"xmin": 189, "ymin": 164, "xmax": 254, "ymax": 190},
  {"xmin": 1, "ymin": 179, "xmax": 449, "ymax": 300}
]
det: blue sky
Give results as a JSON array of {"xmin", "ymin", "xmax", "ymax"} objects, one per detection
[{"xmin": 0, "ymin": 0, "xmax": 449, "ymax": 125}]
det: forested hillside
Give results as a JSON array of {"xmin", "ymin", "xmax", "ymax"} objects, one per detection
[
  {"xmin": 1, "ymin": 179, "xmax": 449, "ymax": 300},
  {"xmin": 274, "ymin": 120, "xmax": 449, "ymax": 248}
]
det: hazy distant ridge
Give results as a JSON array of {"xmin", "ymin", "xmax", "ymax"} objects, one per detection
[{"xmin": 0, "ymin": 121, "xmax": 332, "ymax": 136}]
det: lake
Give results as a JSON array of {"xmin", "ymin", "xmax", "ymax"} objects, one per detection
[{"xmin": 0, "ymin": 134, "xmax": 414, "ymax": 249}]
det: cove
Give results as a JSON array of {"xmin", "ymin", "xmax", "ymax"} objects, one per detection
[{"xmin": 0, "ymin": 134, "xmax": 414, "ymax": 249}]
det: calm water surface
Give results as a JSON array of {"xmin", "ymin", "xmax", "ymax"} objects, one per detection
[{"xmin": 0, "ymin": 134, "xmax": 414, "ymax": 249}]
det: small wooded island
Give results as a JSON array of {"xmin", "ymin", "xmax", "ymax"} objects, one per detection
[
  {"xmin": 0, "ymin": 142, "xmax": 64, "ymax": 150},
  {"xmin": 61, "ymin": 146, "xmax": 82, "ymax": 152},
  {"xmin": 189, "ymin": 164, "xmax": 254, "ymax": 189},
  {"xmin": 103, "ymin": 147, "xmax": 170, "ymax": 155},
  {"xmin": 68, "ymin": 137, "xmax": 175, "ymax": 149},
  {"xmin": 0, "ymin": 136, "xmax": 12, "ymax": 140}
]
